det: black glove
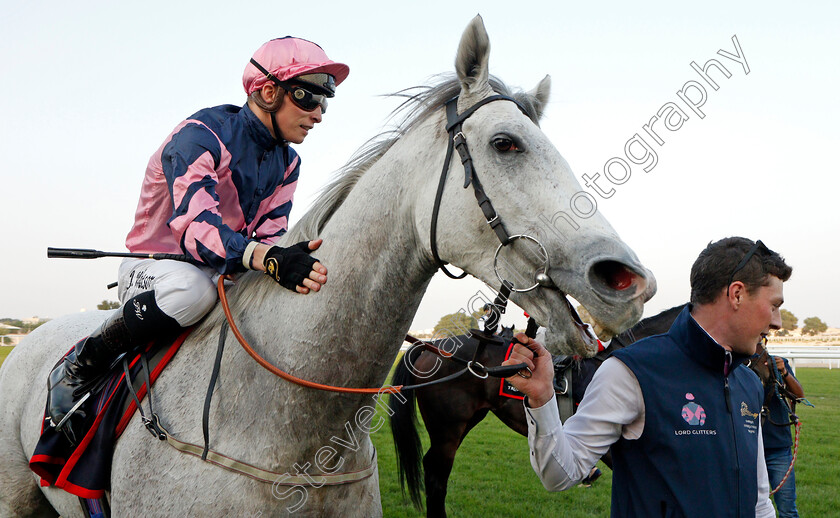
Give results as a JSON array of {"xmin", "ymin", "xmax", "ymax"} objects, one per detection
[{"xmin": 263, "ymin": 242, "xmax": 318, "ymax": 292}]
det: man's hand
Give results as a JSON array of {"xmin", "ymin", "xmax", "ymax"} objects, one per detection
[
  {"xmin": 773, "ymin": 356, "xmax": 786, "ymax": 376},
  {"xmin": 258, "ymin": 239, "xmax": 328, "ymax": 294},
  {"xmin": 502, "ymin": 332, "xmax": 555, "ymax": 407}
]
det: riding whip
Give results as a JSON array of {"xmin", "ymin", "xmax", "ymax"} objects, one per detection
[
  {"xmin": 47, "ymin": 247, "xmax": 203, "ymax": 265},
  {"xmin": 47, "ymin": 247, "xmax": 204, "ymax": 289}
]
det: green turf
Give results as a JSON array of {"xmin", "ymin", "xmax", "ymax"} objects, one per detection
[
  {"xmin": 0, "ymin": 346, "xmax": 12, "ymax": 368},
  {"xmin": 373, "ymin": 367, "xmax": 840, "ymax": 517},
  {"xmin": 0, "ymin": 346, "xmax": 835, "ymax": 516}
]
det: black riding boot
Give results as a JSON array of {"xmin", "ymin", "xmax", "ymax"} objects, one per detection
[{"xmin": 47, "ymin": 291, "xmax": 180, "ymax": 445}]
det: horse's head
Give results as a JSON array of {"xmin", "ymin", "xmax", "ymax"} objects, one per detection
[
  {"xmin": 749, "ymin": 341, "xmax": 773, "ymax": 387},
  {"xmin": 498, "ymin": 325, "xmax": 515, "ymax": 341},
  {"xmin": 425, "ymin": 16, "xmax": 656, "ymax": 356}
]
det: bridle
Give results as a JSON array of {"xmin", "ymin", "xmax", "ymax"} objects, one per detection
[
  {"xmin": 429, "ymin": 94, "xmax": 556, "ymax": 320},
  {"xmin": 749, "ymin": 345, "xmax": 814, "ymax": 495}
]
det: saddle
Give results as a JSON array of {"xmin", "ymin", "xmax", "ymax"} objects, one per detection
[
  {"xmin": 30, "ymin": 328, "xmax": 191, "ymax": 499},
  {"xmin": 437, "ymin": 328, "xmax": 505, "ymax": 363}
]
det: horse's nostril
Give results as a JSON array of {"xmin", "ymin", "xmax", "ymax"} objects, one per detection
[{"xmin": 593, "ymin": 261, "xmax": 637, "ymax": 291}]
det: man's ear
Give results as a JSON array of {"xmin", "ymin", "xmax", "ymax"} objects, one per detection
[
  {"xmin": 728, "ymin": 281, "xmax": 746, "ymax": 308},
  {"xmin": 261, "ymin": 83, "xmax": 280, "ymax": 105}
]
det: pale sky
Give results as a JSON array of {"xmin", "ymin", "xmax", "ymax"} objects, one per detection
[{"xmin": 1, "ymin": 1, "xmax": 838, "ymax": 332}]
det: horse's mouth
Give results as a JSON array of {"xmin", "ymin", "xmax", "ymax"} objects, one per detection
[{"xmin": 561, "ymin": 295, "xmax": 601, "ymax": 351}]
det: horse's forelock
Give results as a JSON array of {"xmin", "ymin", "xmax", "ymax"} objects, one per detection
[{"xmin": 284, "ymin": 75, "xmax": 542, "ymax": 245}]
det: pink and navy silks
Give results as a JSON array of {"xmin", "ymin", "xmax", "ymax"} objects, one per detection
[{"xmin": 126, "ymin": 104, "xmax": 300, "ymax": 274}]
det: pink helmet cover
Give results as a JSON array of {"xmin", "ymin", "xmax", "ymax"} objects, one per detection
[{"xmin": 243, "ymin": 37, "xmax": 349, "ymax": 95}]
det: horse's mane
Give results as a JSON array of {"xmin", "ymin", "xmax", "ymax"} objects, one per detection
[{"xmin": 283, "ymin": 74, "xmax": 544, "ymax": 244}]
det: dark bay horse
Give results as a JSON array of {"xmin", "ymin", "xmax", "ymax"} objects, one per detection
[{"xmin": 389, "ymin": 305, "xmax": 685, "ymax": 517}]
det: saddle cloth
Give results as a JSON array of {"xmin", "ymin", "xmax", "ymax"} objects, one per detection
[{"xmin": 29, "ymin": 329, "xmax": 191, "ymax": 499}]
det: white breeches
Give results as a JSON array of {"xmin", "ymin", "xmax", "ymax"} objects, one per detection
[{"xmin": 117, "ymin": 258, "xmax": 218, "ymax": 327}]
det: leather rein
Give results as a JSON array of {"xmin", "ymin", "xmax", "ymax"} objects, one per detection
[{"xmin": 217, "ymin": 275, "xmax": 526, "ymax": 394}]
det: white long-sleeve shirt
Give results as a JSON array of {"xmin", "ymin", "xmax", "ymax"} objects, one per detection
[{"xmin": 524, "ymin": 357, "xmax": 775, "ymax": 517}]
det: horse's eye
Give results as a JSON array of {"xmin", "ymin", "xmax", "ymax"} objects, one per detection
[{"xmin": 492, "ymin": 137, "xmax": 519, "ymax": 153}]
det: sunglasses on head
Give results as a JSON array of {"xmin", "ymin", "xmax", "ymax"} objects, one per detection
[
  {"xmin": 250, "ymin": 59, "xmax": 329, "ymax": 113},
  {"xmin": 726, "ymin": 239, "xmax": 772, "ymax": 296}
]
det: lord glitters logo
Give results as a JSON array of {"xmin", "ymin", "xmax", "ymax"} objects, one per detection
[{"xmin": 681, "ymin": 393, "xmax": 706, "ymax": 426}]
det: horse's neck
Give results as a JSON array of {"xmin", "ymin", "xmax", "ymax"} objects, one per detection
[{"xmin": 230, "ymin": 130, "xmax": 440, "ymax": 389}]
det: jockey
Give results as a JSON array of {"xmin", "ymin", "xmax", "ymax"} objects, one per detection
[{"xmin": 47, "ymin": 37, "xmax": 349, "ymax": 444}]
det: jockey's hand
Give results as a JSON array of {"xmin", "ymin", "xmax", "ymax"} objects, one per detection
[
  {"xmin": 502, "ymin": 332, "xmax": 555, "ymax": 407},
  {"xmin": 260, "ymin": 240, "xmax": 327, "ymax": 294}
]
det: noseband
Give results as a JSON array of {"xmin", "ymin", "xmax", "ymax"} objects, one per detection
[{"xmin": 429, "ymin": 95, "xmax": 556, "ymax": 315}]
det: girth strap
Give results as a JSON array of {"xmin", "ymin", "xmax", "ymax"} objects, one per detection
[{"xmin": 158, "ymin": 421, "xmax": 378, "ymax": 486}]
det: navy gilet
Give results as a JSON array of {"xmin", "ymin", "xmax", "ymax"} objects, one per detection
[{"xmin": 610, "ymin": 306, "xmax": 764, "ymax": 518}]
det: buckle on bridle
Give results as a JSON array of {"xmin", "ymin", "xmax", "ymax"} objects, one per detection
[{"xmin": 143, "ymin": 413, "xmax": 167, "ymax": 441}]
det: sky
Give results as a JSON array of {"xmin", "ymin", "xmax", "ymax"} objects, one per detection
[{"xmin": 1, "ymin": 1, "xmax": 838, "ymax": 333}]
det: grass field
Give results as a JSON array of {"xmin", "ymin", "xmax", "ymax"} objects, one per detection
[
  {"xmin": 0, "ymin": 346, "xmax": 12, "ymax": 368},
  {"xmin": 372, "ymin": 367, "xmax": 840, "ymax": 517},
  {"xmin": 1, "ymin": 348, "xmax": 836, "ymax": 516}
]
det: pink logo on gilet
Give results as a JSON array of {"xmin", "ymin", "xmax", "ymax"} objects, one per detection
[{"xmin": 681, "ymin": 393, "xmax": 706, "ymax": 426}]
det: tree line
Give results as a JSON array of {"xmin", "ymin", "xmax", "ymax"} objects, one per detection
[{"xmin": 779, "ymin": 309, "xmax": 828, "ymax": 336}]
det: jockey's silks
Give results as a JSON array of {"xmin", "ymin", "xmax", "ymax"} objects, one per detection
[{"xmin": 126, "ymin": 104, "xmax": 300, "ymax": 275}]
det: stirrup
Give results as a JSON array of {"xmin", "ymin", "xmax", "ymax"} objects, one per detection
[{"xmin": 51, "ymin": 391, "xmax": 91, "ymax": 431}]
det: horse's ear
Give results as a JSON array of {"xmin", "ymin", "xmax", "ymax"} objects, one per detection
[
  {"xmin": 527, "ymin": 75, "xmax": 552, "ymax": 121},
  {"xmin": 455, "ymin": 15, "xmax": 494, "ymax": 101}
]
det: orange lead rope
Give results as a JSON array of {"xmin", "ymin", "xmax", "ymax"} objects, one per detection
[
  {"xmin": 769, "ymin": 420, "xmax": 802, "ymax": 495},
  {"xmin": 217, "ymin": 275, "xmax": 402, "ymax": 394}
]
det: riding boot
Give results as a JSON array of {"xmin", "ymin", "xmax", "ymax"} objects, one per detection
[{"xmin": 47, "ymin": 291, "xmax": 181, "ymax": 445}]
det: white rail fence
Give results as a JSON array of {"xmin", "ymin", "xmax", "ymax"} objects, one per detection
[{"xmin": 766, "ymin": 345, "xmax": 840, "ymax": 373}]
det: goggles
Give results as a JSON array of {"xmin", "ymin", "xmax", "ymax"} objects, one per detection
[
  {"xmin": 286, "ymin": 84, "xmax": 329, "ymax": 113},
  {"xmin": 249, "ymin": 58, "xmax": 330, "ymax": 113}
]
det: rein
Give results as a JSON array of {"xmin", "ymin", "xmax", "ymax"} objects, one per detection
[
  {"xmin": 403, "ymin": 333, "xmax": 526, "ymax": 380},
  {"xmin": 217, "ymin": 276, "xmax": 525, "ymax": 393},
  {"xmin": 217, "ymin": 276, "xmax": 400, "ymax": 395}
]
